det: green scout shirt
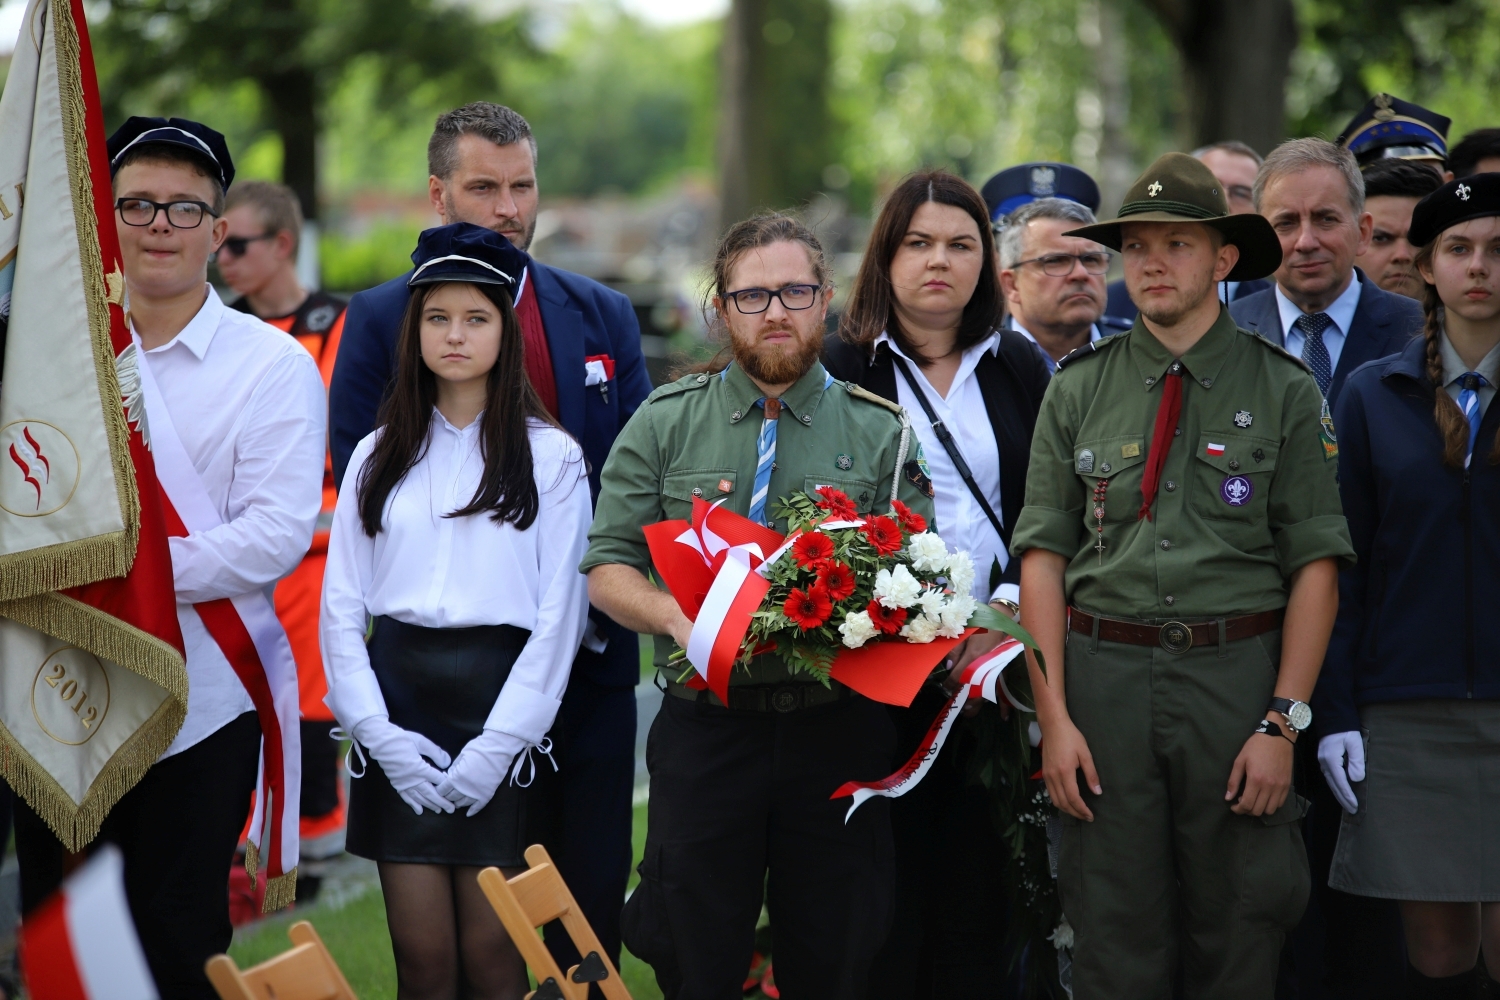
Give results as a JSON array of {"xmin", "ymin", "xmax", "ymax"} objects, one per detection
[
  {"xmin": 581, "ymin": 360, "xmax": 935, "ymax": 684},
  {"xmin": 1010, "ymin": 308, "xmax": 1354, "ymax": 620}
]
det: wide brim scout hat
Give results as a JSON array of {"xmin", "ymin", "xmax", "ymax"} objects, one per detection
[
  {"xmin": 981, "ymin": 162, "xmax": 1101, "ymax": 229},
  {"xmin": 1337, "ymin": 93, "xmax": 1451, "ymax": 168},
  {"xmin": 408, "ymin": 222, "xmax": 529, "ymax": 290},
  {"xmin": 1063, "ymin": 151, "xmax": 1282, "ymax": 282},
  {"xmin": 1408, "ymin": 173, "xmax": 1500, "ymax": 248},
  {"xmin": 107, "ymin": 116, "xmax": 235, "ymax": 191}
]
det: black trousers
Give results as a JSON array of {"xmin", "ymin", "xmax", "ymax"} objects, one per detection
[
  {"xmin": 16, "ymin": 711, "xmax": 261, "ymax": 1000},
  {"xmin": 622, "ymin": 691, "xmax": 896, "ymax": 1000}
]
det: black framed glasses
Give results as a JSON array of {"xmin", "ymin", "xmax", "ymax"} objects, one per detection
[
  {"xmin": 218, "ymin": 233, "xmax": 277, "ymax": 257},
  {"xmin": 115, "ymin": 198, "xmax": 218, "ymax": 229},
  {"xmin": 1014, "ymin": 251, "xmax": 1113, "ymax": 276},
  {"xmin": 722, "ymin": 284, "xmax": 821, "ymax": 314}
]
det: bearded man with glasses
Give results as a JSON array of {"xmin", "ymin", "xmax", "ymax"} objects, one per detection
[{"xmin": 998, "ymin": 197, "xmax": 1113, "ymax": 371}]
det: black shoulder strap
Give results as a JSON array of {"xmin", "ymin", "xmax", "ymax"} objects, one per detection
[{"xmin": 890, "ymin": 354, "xmax": 1010, "ymax": 548}]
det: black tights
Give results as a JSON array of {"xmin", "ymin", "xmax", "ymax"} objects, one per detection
[{"xmin": 378, "ymin": 862, "xmax": 528, "ymax": 1000}]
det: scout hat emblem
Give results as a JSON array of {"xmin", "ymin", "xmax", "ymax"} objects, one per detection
[
  {"xmin": 1030, "ymin": 166, "xmax": 1056, "ymax": 196},
  {"xmin": 1458, "ymin": 184, "xmax": 1472, "ymax": 202},
  {"xmin": 1147, "ymin": 181, "xmax": 1163, "ymax": 197}
]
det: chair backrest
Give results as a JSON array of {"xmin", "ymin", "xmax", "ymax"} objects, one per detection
[
  {"xmin": 477, "ymin": 844, "xmax": 633, "ymax": 1000},
  {"xmin": 205, "ymin": 921, "xmax": 358, "ymax": 1000}
]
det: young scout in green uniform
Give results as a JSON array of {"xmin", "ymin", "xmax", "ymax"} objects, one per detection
[
  {"xmin": 582, "ymin": 214, "xmax": 933, "ymax": 1000},
  {"xmin": 1011, "ymin": 153, "xmax": 1356, "ymax": 999}
]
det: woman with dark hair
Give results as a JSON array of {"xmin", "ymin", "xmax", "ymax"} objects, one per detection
[
  {"xmin": 823, "ymin": 170, "xmax": 1051, "ymax": 996},
  {"xmin": 320, "ymin": 223, "xmax": 591, "ymax": 1000},
  {"xmin": 1316, "ymin": 175, "xmax": 1500, "ymax": 1000}
]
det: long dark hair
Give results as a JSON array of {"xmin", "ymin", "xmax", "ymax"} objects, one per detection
[
  {"xmin": 356, "ymin": 281, "xmax": 560, "ymax": 536},
  {"xmin": 1414, "ymin": 240, "xmax": 1500, "ymax": 468},
  {"xmin": 838, "ymin": 169, "xmax": 1003, "ymax": 367}
]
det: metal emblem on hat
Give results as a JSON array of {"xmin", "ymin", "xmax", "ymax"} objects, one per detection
[
  {"xmin": 1234, "ymin": 410, "xmax": 1253, "ymax": 428},
  {"xmin": 1077, "ymin": 448, "xmax": 1095, "ymax": 474},
  {"xmin": 1457, "ymin": 183, "xmax": 1472, "ymax": 202},
  {"xmin": 1220, "ymin": 475, "xmax": 1253, "ymax": 507},
  {"xmin": 1030, "ymin": 166, "xmax": 1056, "ymax": 196},
  {"xmin": 1374, "ymin": 93, "xmax": 1395, "ymax": 122},
  {"xmin": 1147, "ymin": 181, "xmax": 1163, "ymax": 197}
]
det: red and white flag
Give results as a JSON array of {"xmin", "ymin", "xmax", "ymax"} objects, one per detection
[{"xmin": 18, "ymin": 845, "xmax": 159, "ymax": 1000}]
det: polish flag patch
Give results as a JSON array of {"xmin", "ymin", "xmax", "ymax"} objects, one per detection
[{"xmin": 1206, "ymin": 442, "xmax": 1226, "ymax": 457}]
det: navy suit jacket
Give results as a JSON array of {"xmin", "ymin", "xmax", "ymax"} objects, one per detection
[
  {"xmin": 1227, "ymin": 269, "xmax": 1423, "ymax": 412},
  {"xmin": 1104, "ymin": 276, "xmax": 1271, "ymax": 327},
  {"xmin": 329, "ymin": 260, "xmax": 653, "ymax": 687}
]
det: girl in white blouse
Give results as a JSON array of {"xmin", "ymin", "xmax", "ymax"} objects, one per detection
[{"xmin": 321, "ymin": 224, "xmax": 591, "ymax": 999}]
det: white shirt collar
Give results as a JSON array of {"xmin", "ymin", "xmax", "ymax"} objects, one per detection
[
  {"xmin": 1275, "ymin": 270, "xmax": 1362, "ymax": 340},
  {"xmin": 874, "ymin": 327, "xmax": 1002, "ymax": 362},
  {"xmin": 1007, "ymin": 317, "xmax": 1102, "ymax": 348},
  {"xmin": 133, "ymin": 284, "xmax": 226, "ymax": 359}
]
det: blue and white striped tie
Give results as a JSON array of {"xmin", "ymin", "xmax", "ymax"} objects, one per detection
[
  {"xmin": 748, "ymin": 397, "xmax": 780, "ymax": 526},
  {"xmin": 1459, "ymin": 372, "xmax": 1487, "ymax": 468}
]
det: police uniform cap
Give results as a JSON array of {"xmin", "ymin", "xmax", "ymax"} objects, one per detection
[
  {"xmin": 107, "ymin": 116, "xmax": 235, "ymax": 191},
  {"xmin": 1336, "ymin": 93, "xmax": 1451, "ymax": 167},
  {"xmin": 981, "ymin": 163, "xmax": 1101, "ymax": 224},
  {"xmin": 1407, "ymin": 173, "xmax": 1500, "ymax": 248},
  {"xmin": 408, "ymin": 223, "xmax": 529, "ymax": 290},
  {"xmin": 1062, "ymin": 152, "xmax": 1282, "ymax": 282}
]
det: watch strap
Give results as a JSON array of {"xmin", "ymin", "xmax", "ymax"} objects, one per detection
[{"xmin": 1266, "ymin": 696, "xmax": 1311, "ymax": 730}]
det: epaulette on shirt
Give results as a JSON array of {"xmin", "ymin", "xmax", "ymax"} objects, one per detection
[
  {"xmin": 647, "ymin": 370, "xmax": 716, "ymax": 404},
  {"xmin": 1237, "ymin": 326, "xmax": 1313, "ymax": 375},
  {"xmin": 844, "ymin": 381, "xmax": 905, "ymax": 416},
  {"xmin": 1054, "ymin": 333, "xmax": 1122, "ymax": 372}
]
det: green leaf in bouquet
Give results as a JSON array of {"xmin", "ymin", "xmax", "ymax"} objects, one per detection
[{"xmin": 966, "ymin": 603, "xmax": 1047, "ymax": 681}]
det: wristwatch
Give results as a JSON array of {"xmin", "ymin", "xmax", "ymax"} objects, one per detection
[
  {"xmin": 1255, "ymin": 718, "xmax": 1294, "ymax": 742},
  {"xmin": 1267, "ymin": 697, "xmax": 1312, "ymax": 732}
]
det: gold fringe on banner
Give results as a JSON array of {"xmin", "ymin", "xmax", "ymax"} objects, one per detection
[{"xmin": 242, "ymin": 808, "xmax": 300, "ymax": 913}]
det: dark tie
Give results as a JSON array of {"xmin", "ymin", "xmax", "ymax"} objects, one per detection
[{"xmin": 1297, "ymin": 312, "xmax": 1334, "ymax": 397}]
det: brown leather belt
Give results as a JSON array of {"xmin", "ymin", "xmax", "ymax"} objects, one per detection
[{"xmin": 1069, "ymin": 608, "xmax": 1284, "ymax": 654}]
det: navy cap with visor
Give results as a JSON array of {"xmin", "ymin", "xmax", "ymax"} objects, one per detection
[
  {"xmin": 408, "ymin": 223, "xmax": 529, "ymax": 290},
  {"xmin": 106, "ymin": 116, "xmax": 235, "ymax": 190},
  {"xmin": 981, "ymin": 163, "xmax": 1101, "ymax": 227}
]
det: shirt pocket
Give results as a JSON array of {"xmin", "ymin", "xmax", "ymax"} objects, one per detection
[
  {"xmin": 661, "ymin": 468, "xmax": 738, "ymax": 521},
  {"xmin": 1073, "ymin": 436, "xmax": 1148, "ymax": 524},
  {"xmin": 804, "ymin": 476, "xmax": 881, "ymax": 515},
  {"xmin": 1189, "ymin": 431, "xmax": 1279, "ymax": 526}
]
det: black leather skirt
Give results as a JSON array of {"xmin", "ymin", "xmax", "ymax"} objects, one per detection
[{"xmin": 346, "ymin": 615, "xmax": 544, "ymax": 867}]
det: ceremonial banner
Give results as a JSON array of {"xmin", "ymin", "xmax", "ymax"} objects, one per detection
[{"xmin": 0, "ymin": 0, "xmax": 187, "ymax": 850}]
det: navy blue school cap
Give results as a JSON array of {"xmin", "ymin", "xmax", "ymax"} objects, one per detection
[
  {"xmin": 1337, "ymin": 94, "xmax": 1451, "ymax": 167},
  {"xmin": 981, "ymin": 163, "xmax": 1101, "ymax": 225},
  {"xmin": 408, "ymin": 223, "xmax": 528, "ymax": 289},
  {"xmin": 107, "ymin": 117, "xmax": 235, "ymax": 191},
  {"xmin": 1407, "ymin": 173, "xmax": 1500, "ymax": 248}
]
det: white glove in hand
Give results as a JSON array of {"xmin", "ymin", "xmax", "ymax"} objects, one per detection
[
  {"xmin": 437, "ymin": 729, "xmax": 523, "ymax": 817},
  {"xmin": 1318, "ymin": 731, "xmax": 1366, "ymax": 815},
  {"xmin": 352, "ymin": 717, "xmax": 454, "ymax": 816}
]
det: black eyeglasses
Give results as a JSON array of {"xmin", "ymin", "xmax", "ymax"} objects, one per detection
[
  {"xmin": 1013, "ymin": 251, "xmax": 1113, "ymax": 276},
  {"xmin": 116, "ymin": 198, "xmax": 218, "ymax": 229},
  {"xmin": 722, "ymin": 284, "xmax": 821, "ymax": 314},
  {"xmin": 218, "ymin": 233, "xmax": 277, "ymax": 257}
]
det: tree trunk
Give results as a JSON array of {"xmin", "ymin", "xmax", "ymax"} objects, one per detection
[
  {"xmin": 260, "ymin": 68, "xmax": 320, "ymax": 221},
  {"xmin": 718, "ymin": 0, "xmax": 832, "ymax": 227},
  {"xmin": 1143, "ymin": 0, "xmax": 1298, "ymax": 156},
  {"xmin": 1095, "ymin": 0, "xmax": 1133, "ymax": 216}
]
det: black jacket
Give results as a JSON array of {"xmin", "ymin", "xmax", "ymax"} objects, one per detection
[
  {"xmin": 1314, "ymin": 336, "xmax": 1500, "ymax": 734},
  {"xmin": 1228, "ymin": 269, "xmax": 1422, "ymax": 412},
  {"xmin": 822, "ymin": 330, "xmax": 1051, "ymax": 588}
]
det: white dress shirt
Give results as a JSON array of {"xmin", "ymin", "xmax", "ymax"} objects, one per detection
[
  {"xmin": 1277, "ymin": 271, "xmax": 1363, "ymax": 376},
  {"xmin": 321, "ymin": 414, "xmax": 591, "ymax": 751},
  {"xmin": 135, "ymin": 286, "xmax": 327, "ymax": 756},
  {"xmin": 1440, "ymin": 330, "xmax": 1500, "ymax": 417},
  {"xmin": 876, "ymin": 331, "xmax": 1017, "ymax": 605},
  {"xmin": 1008, "ymin": 318, "xmax": 1101, "ymax": 375}
]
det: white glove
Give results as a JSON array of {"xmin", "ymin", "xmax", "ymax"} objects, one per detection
[
  {"xmin": 1318, "ymin": 731, "xmax": 1366, "ymax": 815},
  {"xmin": 437, "ymin": 729, "xmax": 525, "ymax": 817},
  {"xmin": 351, "ymin": 717, "xmax": 455, "ymax": 816}
]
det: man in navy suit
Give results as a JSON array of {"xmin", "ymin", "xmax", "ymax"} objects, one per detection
[
  {"xmin": 329, "ymin": 102, "xmax": 652, "ymax": 975},
  {"xmin": 1229, "ymin": 137, "xmax": 1421, "ymax": 1000}
]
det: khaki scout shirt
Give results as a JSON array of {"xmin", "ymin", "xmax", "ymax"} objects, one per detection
[
  {"xmin": 1010, "ymin": 308, "xmax": 1354, "ymax": 620},
  {"xmin": 581, "ymin": 360, "xmax": 935, "ymax": 684}
]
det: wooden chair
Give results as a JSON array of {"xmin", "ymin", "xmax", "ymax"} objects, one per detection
[
  {"xmin": 478, "ymin": 844, "xmax": 633, "ymax": 1000},
  {"xmin": 205, "ymin": 920, "xmax": 358, "ymax": 1000}
]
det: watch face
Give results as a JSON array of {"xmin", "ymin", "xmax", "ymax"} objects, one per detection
[{"xmin": 1287, "ymin": 701, "xmax": 1313, "ymax": 731}]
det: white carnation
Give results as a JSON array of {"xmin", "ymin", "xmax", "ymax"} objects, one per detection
[
  {"xmin": 899, "ymin": 613, "xmax": 941, "ymax": 643},
  {"xmin": 839, "ymin": 610, "xmax": 879, "ymax": 648},
  {"xmin": 916, "ymin": 586, "xmax": 947, "ymax": 616},
  {"xmin": 906, "ymin": 531, "xmax": 949, "ymax": 572},
  {"xmin": 938, "ymin": 593, "xmax": 978, "ymax": 637},
  {"xmin": 1049, "ymin": 917, "xmax": 1075, "ymax": 951},
  {"xmin": 873, "ymin": 564, "xmax": 922, "ymax": 609},
  {"xmin": 945, "ymin": 551, "xmax": 976, "ymax": 597}
]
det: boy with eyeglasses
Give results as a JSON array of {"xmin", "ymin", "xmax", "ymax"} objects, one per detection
[{"xmin": 13, "ymin": 117, "xmax": 324, "ymax": 998}]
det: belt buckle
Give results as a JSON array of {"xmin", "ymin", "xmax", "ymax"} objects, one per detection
[
  {"xmin": 1159, "ymin": 621, "xmax": 1193, "ymax": 654},
  {"xmin": 771, "ymin": 686, "xmax": 800, "ymax": 713}
]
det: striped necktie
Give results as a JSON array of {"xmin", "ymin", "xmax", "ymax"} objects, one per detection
[
  {"xmin": 748, "ymin": 397, "xmax": 780, "ymax": 526},
  {"xmin": 1459, "ymin": 372, "xmax": 1487, "ymax": 468},
  {"xmin": 1296, "ymin": 312, "xmax": 1334, "ymax": 397}
]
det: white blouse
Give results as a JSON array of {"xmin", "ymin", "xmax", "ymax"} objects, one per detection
[{"xmin": 320, "ymin": 412, "xmax": 592, "ymax": 749}]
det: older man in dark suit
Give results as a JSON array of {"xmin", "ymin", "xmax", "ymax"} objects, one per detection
[
  {"xmin": 328, "ymin": 102, "xmax": 652, "ymax": 978},
  {"xmin": 1229, "ymin": 136, "xmax": 1421, "ymax": 1000}
]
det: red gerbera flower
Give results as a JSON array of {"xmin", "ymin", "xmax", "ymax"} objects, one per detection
[
  {"xmin": 815, "ymin": 486, "xmax": 859, "ymax": 521},
  {"xmin": 891, "ymin": 499, "xmax": 927, "ymax": 533},
  {"xmin": 817, "ymin": 560, "xmax": 856, "ymax": 602},
  {"xmin": 867, "ymin": 599, "xmax": 907, "ymax": 634},
  {"xmin": 860, "ymin": 515, "xmax": 903, "ymax": 556},
  {"xmin": 791, "ymin": 531, "xmax": 835, "ymax": 569},
  {"xmin": 784, "ymin": 585, "xmax": 833, "ymax": 630}
]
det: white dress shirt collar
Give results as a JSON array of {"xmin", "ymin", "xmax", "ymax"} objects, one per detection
[
  {"xmin": 874, "ymin": 327, "xmax": 1001, "ymax": 372},
  {"xmin": 1006, "ymin": 318, "xmax": 1100, "ymax": 373},
  {"xmin": 139, "ymin": 284, "xmax": 226, "ymax": 360},
  {"xmin": 1275, "ymin": 270, "xmax": 1362, "ymax": 342}
]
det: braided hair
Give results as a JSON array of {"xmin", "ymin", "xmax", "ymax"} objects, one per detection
[{"xmin": 1413, "ymin": 240, "xmax": 1500, "ymax": 467}]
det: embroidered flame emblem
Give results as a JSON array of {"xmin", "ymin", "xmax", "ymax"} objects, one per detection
[{"xmin": 8, "ymin": 426, "xmax": 50, "ymax": 510}]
